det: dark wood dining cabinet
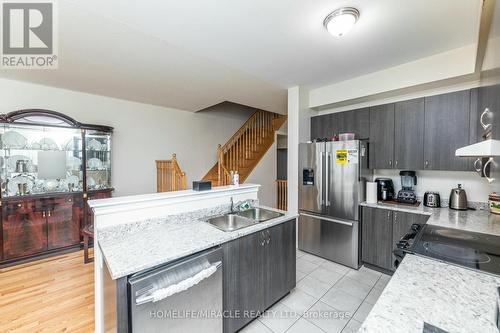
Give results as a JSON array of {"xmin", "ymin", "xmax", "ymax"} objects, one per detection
[{"xmin": 0, "ymin": 110, "xmax": 113, "ymax": 266}]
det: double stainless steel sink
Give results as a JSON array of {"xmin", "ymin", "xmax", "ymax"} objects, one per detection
[{"xmin": 205, "ymin": 208, "xmax": 283, "ymax": 232}]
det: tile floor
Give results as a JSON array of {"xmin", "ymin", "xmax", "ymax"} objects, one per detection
[{"xmin": 241, "ymin": 250, "xmax": 392, "ymax": 333}]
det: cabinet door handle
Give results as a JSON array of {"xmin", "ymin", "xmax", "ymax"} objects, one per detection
[
  {"xmin": 425, "ymin": 160, "xmax": 429, "ymax": 167},
  {"xmin": 388, "ymin": 160, "xmax": 392, "ymax": 166},
  {"xmin": 387, "ymin": 211, "xmax": 391, "ymax": 218},
  {"xmin": 394, "ymin": 212, "xmax": 397, "ymax": 222},
  {"xmin": 260, "ymin": 232, "xmax": 265, "ymax": 246},
  {"xmin": 266, "ymin": 230, "xmax": 270, "ymax": 244},
  {"xmin": 42, "ymin": 211, "xmax": 46, "ymax": 218},
  {"xmin": 17, "ymin": 203, "xmax": 22, "ymax": 208},
  {"xmin": 48, "ymin": 211, "xmax": 51, "ymax": 217},
  {"xmin": 395, "ymin": 160, "xmax": 398, "ymax": 167}
]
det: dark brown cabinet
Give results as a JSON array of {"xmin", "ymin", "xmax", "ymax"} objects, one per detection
[
  {"xmin": 369, "ymin": 104, "xmax": 395, "ymax": 169},
  {"xmin": 223, "ymin": 220, "xmax": 296, "ymax": 333},
  {"xmin": 0, "ymin": 109, "xmax": 113, "ymax": 266},
  {"xmin": 394, "ymin": 98, "xmax": 425, "ymax": 169},
  {"xmin": 361, "ymin": 207, "xmax": 393, "ymax": 271},
  {"xmin": 312, "ymin": 89, "xmax": 485, "ymax": 172},
  {"xmin": 423, "ymin": 91, "xmax": 471, "ymax": 171},
  {"xmin": 311, "ymin": 109, "xmax": 369, "ymax": 140},
  {"xmin": 2, "ymin": 200, "xmax": 47, "ymax": 260},
  {"xmin": 362, "ymin": 207, "xmax": 429, "ymax": 272},
  {"xmin": 46, "ymin": 195, "xmax": 83, "ymax": 250}
]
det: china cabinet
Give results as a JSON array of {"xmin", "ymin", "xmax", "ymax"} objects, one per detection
[{"xmin": 0, "ymin": 109, "xmax": 113, "ymax": 266}]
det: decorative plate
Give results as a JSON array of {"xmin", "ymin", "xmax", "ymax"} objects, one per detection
[
  {"xmin": 30, "ymin": 142, "xmax": 41, "ymax": 150},
  {"xmin": 87, "ymin": 158, "xmax": 103, "ymax": 170},
  {"xmin": 87, "ymin": 139, "xmax": 102, "ymax": 151},
  {"xmin": 44, "ymin": 179, "xmax": 59, "ymax": 192},
  {"xmin": 3, "ymin": 131, "xmax": 27, "ymax": 149},
  {"xmin": 87, "ymin": 176, "xmax": 96, "ymax": 189},
  {"xmin": 66, "ymin": 156, "xmax": 82, "ymax": 170},
  {"xmin": 7, "ymin": 176, "xmax": 34, "ymax": 196},
  {"xmin": 39, "ymin": 137, "xmax": 59, "ymax": 150}
]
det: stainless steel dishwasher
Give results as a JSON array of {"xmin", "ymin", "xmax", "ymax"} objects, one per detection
[{"xmin": 129, "ymin": 247, "xmax": 223, "ymax": 333}]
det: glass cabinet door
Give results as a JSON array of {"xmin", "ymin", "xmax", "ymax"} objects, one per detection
[
  {"xmin": 0, "ymin": 124, "xmax": 83, "ymax": 197},
  {"xmin": 85, "ymin": 130, "xmax": 111, "ymax": 190}
]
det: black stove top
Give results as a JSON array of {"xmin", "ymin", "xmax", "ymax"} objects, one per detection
[{"xmin": 409, "ymin": 225, "xmax": 500, "ymax": 275}]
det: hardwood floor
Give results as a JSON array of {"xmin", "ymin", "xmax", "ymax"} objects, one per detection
[{"xmin": 0, "ymin": 250, "xmax": 94, "ymax": 333}]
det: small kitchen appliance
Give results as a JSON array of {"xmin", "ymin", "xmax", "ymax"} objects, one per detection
[
  {"xmin": 449, "ymin": 184, "xmax": 468, "ymax": 210},
  {"xmin": 423, "ymin": 192, "xmax": 441, "ymax": 208},
  {"xmin": 397, "ymin": 171, "xmax": 417, "ymax": 204},
  {"xmin": 375, "ymin": 178, "xmax": 394, "ymax": 201}
]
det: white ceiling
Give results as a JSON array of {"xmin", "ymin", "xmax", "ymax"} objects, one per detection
[{"xmin": 0, "ymin": 0, "xmax": 481, "ymax": 112}]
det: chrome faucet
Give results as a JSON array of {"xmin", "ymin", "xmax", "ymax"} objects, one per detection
[{"xmin": 230, "ymin": 197, "xmax": 234, "ymax": 214}]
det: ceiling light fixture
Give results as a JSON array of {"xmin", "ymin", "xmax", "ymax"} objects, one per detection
[{"xmin": 323, "ymin": 7, "xmax": 360, "ymax": 37}]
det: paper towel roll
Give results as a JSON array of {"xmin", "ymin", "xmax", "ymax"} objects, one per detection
[{"xmin": 366, "ymin": 182, "xmax": 378, "ymax": 204}]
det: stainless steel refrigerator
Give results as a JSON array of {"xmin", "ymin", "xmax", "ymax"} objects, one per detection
[{"xmin": 298, "ymin": 140, "xmax": 372, "ymax": 269}]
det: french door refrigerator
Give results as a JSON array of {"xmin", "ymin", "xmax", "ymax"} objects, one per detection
[{"xmin": 298, "ymin": 140, "xmax": 372, "ymax": 269}]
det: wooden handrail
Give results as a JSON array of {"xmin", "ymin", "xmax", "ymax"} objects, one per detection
[
  {"xmin": 156, "ymin": 153, "xmax": 187, "ymax": 192},
  {"xmin": 276, "ymin": 179, "xmax": 288, "ymax": 210},
  {"xmin": 204, "ymin": 110, "xmax": 287, "ymax": 187}
]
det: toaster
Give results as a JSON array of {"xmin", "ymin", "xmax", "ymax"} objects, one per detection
[{"xmin": 423, "ymin": 192, "xmax": 441, "ymax": 208}]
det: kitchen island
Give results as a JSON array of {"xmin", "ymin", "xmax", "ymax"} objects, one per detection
[
  {"xmin": 360, "ymin": 254, "xmax": 500, "ymax": 333},
  {"xmin": 89, "ymin": 183, "xmax": 297, "ymax": 333}
]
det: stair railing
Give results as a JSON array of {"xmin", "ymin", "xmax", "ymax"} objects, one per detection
[
  {"xmin": 276, "ymin": 179, "xmax": 288, "ymax": 210},
  {"xmin": 156, "ymin": 153, "xmax": 187, "ymax": 192},
  {"xmin": 216, "ymin": 111, "xmax": 277, "ymax": 184}
]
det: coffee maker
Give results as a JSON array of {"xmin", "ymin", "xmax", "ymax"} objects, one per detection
[
  {"xmin": 397, "ymin": 171, "xmax": 417, "ymax": 204},
  {"xmin": 375, "ymin": 178, "xmax": 395, "ymax": 201}
]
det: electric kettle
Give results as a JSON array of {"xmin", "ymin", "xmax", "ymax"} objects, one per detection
[{"xmin": 449, "ymin": 184, "xmax": 468, "ymax": 210}]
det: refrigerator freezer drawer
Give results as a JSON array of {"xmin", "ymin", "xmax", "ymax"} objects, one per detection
[{"xmin": 298, "ymin": 212, "xmax": 359, "ymax": 269}]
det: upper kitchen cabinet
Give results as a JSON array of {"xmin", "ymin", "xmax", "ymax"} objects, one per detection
[
  {"xmin": 424, "ymin": 90, "xmax": 471, "ymax": 171},
  {"xmin": 311, "ymin": 113, "xmax": 338, "ymax": 139},
  {"xmin": 310, "ymin": 109, "xmax": 369, "ymax": 140},
  {"xmin": 471, "ymin": 85, "xmax": 500, "ymax": 141},
  {"xmin": 394, "ymin": 98, "xmax": 425, "ymax": 170},
  {"xmin": 369, "ymin": 104, "xmax": 395, "ymax": 169},
  {"xmin": 336, "ymin": 108, "xmax": 370, "ymax": 139}
]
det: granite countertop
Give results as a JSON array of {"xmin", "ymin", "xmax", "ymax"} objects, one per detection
[
  {"xmin": 98, "ymin": 205, "xmax": 297, "ymax": 280},
  {"xmin": 360, "ymin": 254, "xmax": 500, "ymax": 333},
  {"xmin": 360, "ymin": 202, "xmax": 500, "ymax": 236}
]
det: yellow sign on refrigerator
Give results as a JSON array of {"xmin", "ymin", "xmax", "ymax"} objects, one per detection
[{"xmin": 336, "ymin": 149, "xmax": 348, "ymax": 164}]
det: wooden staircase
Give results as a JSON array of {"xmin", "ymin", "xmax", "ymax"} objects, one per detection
[
  {"xmin": 203, "ymin": 110, "xmax": 287, "ymax": 186},
  {"xmin": 156, "ymin": 153, "xmax": 187, "ymax": 192}
]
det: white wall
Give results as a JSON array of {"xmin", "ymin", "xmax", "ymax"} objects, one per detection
[
  {"xmin": 0, "ymin": 78, "xmax": 280, "ymax": 199},
  {"xmin": 309, "ymin": 44, "xmax": 477, "ymax": 109},
  {"xmin": 246, "ymin": 139, "xmax": 277, "ymax": 207},
  {"xmin": 287, "ymin": 86, "xmax": 312, "ymax": 214},
  {"xmin": 374, "ymin": 169, "xmax": 492, "ymax": 203}
]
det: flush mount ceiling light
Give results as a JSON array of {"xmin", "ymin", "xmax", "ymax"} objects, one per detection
[{"xmin": 323, "ymin": 7, "xmax": 360, "ymax": 37}]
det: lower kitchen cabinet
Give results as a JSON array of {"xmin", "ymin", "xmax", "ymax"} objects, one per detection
[
  {"xmin": 223, "ymin": 219, "xmax": 296, "ymax": 333},
  {"xmin": 362, "ymin": 207, "xmax": 429, "ymax": 272},
  {"xmin": 361, "ymin": 207, "xmax": 393, "ymax": 271}
]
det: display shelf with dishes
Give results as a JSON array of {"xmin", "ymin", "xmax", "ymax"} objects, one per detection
[
  {"xmin": 85, "ymin": 130, "xmax": 112, "ymax": 191},
  {"xmin": 0, "ymin": 124, "xmax": 84, "ymax": 197},
  {"xmin": 0, "ymin": 109, "xmax": 113, "ymax": 267}
]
